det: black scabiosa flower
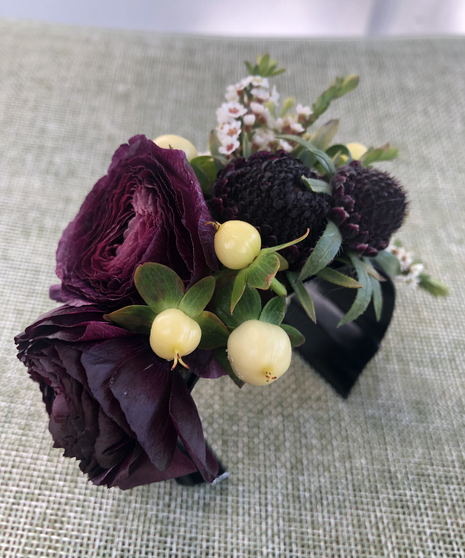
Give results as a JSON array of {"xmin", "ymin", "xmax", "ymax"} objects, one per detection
[
  {"xmin": 208, "ymin": 151, "xmax": 332, "ymax": 268},
  {"xmin": 329, "ymin": 161, "xmax": 408, "ymax": 257}
]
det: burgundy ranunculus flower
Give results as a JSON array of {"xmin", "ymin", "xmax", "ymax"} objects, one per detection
[
  {"xmin": 51, "ymin": 135, "xmax": 217, "ymax": 308},
  {"xmin": 15, "ymin": 305, "xmax": 223, "ymax": 489}
]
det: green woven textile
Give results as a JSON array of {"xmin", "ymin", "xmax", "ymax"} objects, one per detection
[{"xmin": 1, "ymin": 19, "xmax": 464, "ymax": 557}]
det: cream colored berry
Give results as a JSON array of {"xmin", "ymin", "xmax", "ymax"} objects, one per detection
[
  {"xmin": 214, "ymin": 220, "xmax": 261, "ymax": 270},
  {"xmin": 227, "ymin": 320, "xmax": 292, "ymax": 386},
  {"xmin": 150, "ymin": 308, "xmax": 201, "ymax": 369},
  {"xmin": 341, "ymin": 142, "xmax": 368, "ymax": 163},
  {"xmin": 153, "ymin": 134, "xmax": 198, "ymax": 162}
]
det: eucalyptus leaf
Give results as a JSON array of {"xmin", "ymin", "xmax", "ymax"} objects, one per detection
[
  {"xmin": 278, "ymin": 134, "xmax": 336, "ymax": 176},
  {"xmin": 246, "ymin": 253, "xmax": 280, "ymax": 290},
  {"xmin": 315, "ymin": 267, "xmax": 362, "ymax": 288},
  {"xmin": 179, "ymin": 276, "xmax": 216, "ymax": 319},
  {"xmin": 259, "ymin": 296, "xmax": 286, "ymax": 325},
  {"xmin": 216, "ymin": 275, "xmax": 262, "ymax": 329},
  {"xmin": 338, "ymin": 252, "xmax": 373, "ymax": 327},
  {"xmin": 298, "ymin": 220, "xmax": 342, "ymax": 281},
  {"xmin": 370, "ymin": 275, "xmax": 383, "ymax": 322},
  {"xmin": 134, "ymin": 263, "xmax": 184, "ymax": 314},
  {"xmin": 308, "ymin": 119, "xmax": 339, "ymax": 151},
  {"xmin": 280, "ymin": 324, "xmax": 306, "ymax": 348},
  {"xmin": 286, "ymin": 271, "xmax": 316, "ymax": 323},
  {"xmin": 195, "ymin": 311, "xmax": 230, "ymax": 350},
  {"xmin": 104, "ymin": 305, "xmax": 155, "ymax": 335},
  {"xmin": 374, "ymin": 250, "xmax": 402, "ymax": 276},
  {"xmin": 301, "ymin": 176, "xmax": 332, "ymax": 195},
  {"xmin": 214, "ymin": 347, "xmax": 244, "ymax": 388}
]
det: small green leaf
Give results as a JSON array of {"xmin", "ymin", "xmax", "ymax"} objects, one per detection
[
  {"xmin": 134, "ymin": 263, "xmax": 184, "ymax": 315},
  {"xmin": 338, "ymin": 252, "xmax": 373, "ymax": 327},
  {"xmin": 246, "ymin": 253, "xmax": 280, "ymax": 290},
  {"xmin": 298, "ymin": 220, "xmax": 342, "ymax": 281},
  {"xmin": 260, "ymin": 229, "xmax": 309, "ymax": 256},
  {"xmin": 104, "ymin": 305, "xmax": 155, "ymax": 335},
  {"xmin": 259, "ymin": 296, "xmax": 286, "ymax": 325},
  {"xmin": 301, "ymin": 176, "xmax": 332, "ymax": 195},
  {"xmin": 374, "ymin": 250, "xmax": 402, "ymax": 276},
  {"xmin": 242, "ymin": 132, "xmax": 251, "ymax": 159},
  {"xmin": 214, "ymin": 347, "xmax": 244, "ymax": 388},
  {"xmin": 195, "ymin": 311, "xmax": 230, "ymax": 349},
  {"xmin": 278, "ymin": 134, "xmax": 336, "ymax": 176},
  {"xmin": 208, "ymin": 130, "xmax": 227, "ymax": 162},
  {"xmin": 258, "ymin": 53, "xmax": 270, "ymax": 76},
  {"xmin": 230, "ymin": 269, "xmax": 248, "ymax": 313},
  {"xmin": 190, "ymin": 155, "xmax": 224, "ymax": 197},
  {"xmin": 326, "ymin": 144, "xmax": 351, "ymax": 163},
  {"xmin": 370, "ymin": 275, "xmax": 383, "ymax": 322},
  {"xmin": 276, "ymin": 252, "xmax": 289, "ymax": 271},
  {"xmin": 216, "ymin": 274, "xmax": 261, "ymax": 329},
  {"xmin": 336, "ymin": 74, "xmax": 360, "ymax": 98},
  {"xmin": 363, "ymin": 259, "xmax": 386, "ymax": 282},
  {"xmin": 190, "ymin": 162, "xmax": 211, "ymax": 196},
  {"xmin": 308, "ymin": 119, "xmax": 339, "ymax": 151},
  {"xmin": 280, "ymin": 324, "xmax": 306, "ymax": 348},
  {"xmin": 298, "ymin": 149, "xmax": 317, "ymax": 170},
  {"xmin": 281, "ymin": 96, "xmax": 295, "ymax": 116},
  {"xmin": 286, "ymin": 271, "xmax": 316, "ymax": 323},
  {"xmin": 418, "ymin": 274, "xmax": 449, "ymax": 296},
  {"xmin": 360, "ymin": 143, "xmax": 399, "ymax": 166},
  {"xmin": 306, "ymin": 75, "xmax": 359, "ymax": 126},
  {"xmin": 179, "ymin": 276, "xmax": 216, "ymax": 319},
  {"xmin": 316, "ymin": 267, "xmax": 362, "ymax": 288},
  {"xmin": 245, "ymin": 60, "xmax": 255, "ymax": 74}
]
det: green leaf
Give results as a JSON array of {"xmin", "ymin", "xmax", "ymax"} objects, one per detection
[
  {"xmin": 418, "ymin": 274, "xmax": 449, "ymax": 296},
  {"xmin": 260, "ymin": 229, "xmax": 309, "ymax": 256},
  {"xmin": 360, "ymin": 143, "xmax": 399, "ymax": 167},
  {"xmin": 276, "ymin": 252, "xmax": 289, "ymax": 271},
  {"xmin": 195, "ymin": 311, "xmax": 230, "ymax": 349},
  {"xmin": 286, "ymin": 271, "xmax": 316, "ymax": 323},
  {"xmin": 245, "ymin": 253, "xmax": 280, "ymax": 290},
  {"xmin": 338, "ymin": 252, "xmax": 373, "ymax": 327},
  {"xmin": 281, "ymin": 96, "xmax": 295, "ymax": 116},
  {"xmin": 190, "ymin": 162, "xmax": 211, "ymax": 196},
  {"xmin": 259, "ymin": 296, "xmax": 286, "ymax": 325},
  {"xmin": 298, "ymin": 220, "xmax": 342, "ymax": 281},
  {"xmin": 230, "ymin": 269, "xmax": 248, "ymax": 313},
  {"xmin": 278, "ymin": 134, "xmax": 336, "ymax": 176},
  {"xmin": 374, "ymin": 250, "xmax": 402, "ymax": 276},
  {"xmin": 208, "ymin": 130, "xmax": 227, "ymax": 162},
  {"xmin": 280, "ymin": 324, "xmax": 306, "ymax": 348},
  {"xmin": 370, "ymin": 275, "xmax": 383, "ymax": 322},
  {"xmin": 242, "ymin": 132, "xmax": 251, "ymax": 159},
  {"xmin": 335, "ymin": 74, "xmax": 360, "ymax": 98},
  {"xmin": 179, "ymin": 276, "xmax": 215, "ymax": 319},
  {"xmin": 104, "ymin": 305, "xmax": 155, "ymax": 335},
  {"xmin": 307, "ymin": 75, "xmax": 359, "ymax": 126},
  {"xmin": 301, "ymin": 176, "xmax": 332, "ymax": 195},
  {"xmin": 315, "ymin": 267, "xmax": 362, "ymax": 288},
  {"xmin": 214, "ymin": 347, "xmax": 244, "ymax": 388},
  {"xmin": 134, "ymin": 263, "xmax": 184, "ymax": 314},
  {"xmin": 363, "ymin": 259, "xmax": 386, "ymax": 282},
  {"xmin": 190, "ymin": 155, "xmax": 224, "ymax": 197},
  {"xmin": 326, "ymin": 143, "xmax": 352, "ymax": 164},
  {"xmin": 258, "ymin": 53, "xmax": 270, "ymax": 76},
  {"xmin": 308, "ymin": 119, "xmax": 339, "ymax": 151},
  {"xmin": 298, "ymin": 149, "xmax": 317, "ymax": 170},
  {"xmin": 245, "ymin": 60, "xmax": 255, "ymax": 74},
  {"xmin": 216, "ymin": 275, "xmax": 262, "ymax": 329}
]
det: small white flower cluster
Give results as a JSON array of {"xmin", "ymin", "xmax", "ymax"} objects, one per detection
[
  {"xmin": 215, "ymin": 75, "xmax": 313, "ymax": 157},
  {"xmin": 387, "ymin": 241, "xmax": 424, "ymax": 287}
]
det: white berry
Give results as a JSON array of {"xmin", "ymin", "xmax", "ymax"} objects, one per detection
[
  {"xmin": 227, "ymin": 320, "xmax": 292, "ymax": 386},
  {"xmin": 153, "ymin": 134, "xmax": 198, "ymax": 162},
  {"xmin": 214, "ymin": 220, "xmax": 261, "ymax": 270},
  {"xmin": 150, "ymin": 308, "xmax": 201, "ymax": 368}
]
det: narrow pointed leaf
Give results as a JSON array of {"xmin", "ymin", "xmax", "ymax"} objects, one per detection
[
  {"xmin": 418, "ymin": 274, "xmax": 449, "ymax": 296},
  {"xmin": 298, "ymin": 220, "xmax": 342, "ymax": 281},
  {"xmin": 363, "ymin": 259, "xmax": 386, "ymax": 282},
  {"xmin": 214, "ymin": 347, "xmax": 244, "ymax": 388},
  {"xmin": 276, "ymin": 252, "xmax": 289, "ymax": 271},
  {"xmin": 301, "ymin": 176, "xmax": 332, "ymax": 195},
  {"xmin": 242, "ymin": 132, "xmax": 251, "ymax": 159},
  {"xmin": 336, "ymin": 74, "xmax": 360, "ymax": 98},
  {"xmin": 280, "ymin": 324, "xmax": 306, "ymax": 348},
  {"xmin": 338, "ymin": 252, "xmax": 373, "ymax": 327},
  {"xmin": 230, "ymin": 269, "xmax": 247, "ymax": 313},
  {"xmin": 245, "ymin": 61, "xmax": 254, "ymax": 74},
  {"xmin": 259, "ymin": 296, "xmax": 286, "ymax": 325},
  {"xmin": 134, "ymin": 263, "xmax": 184, "ymax": 314},
  {"xmin": 326, "ymin": 144, "xmax": 351, "ymax": 161},
  {"xmin": 316, "ymin": 267, "xmax": 362, "ymax": 288},
  {"xmin": 278, "ymin": 134, "xmax": 336, "ymax": 176},
  {"xmin": 308, "ymin": 119, "xmax": 339, "ymax": 151},
  {"xmin": 374, "ymin": 249, "xmax": 402, "ymax": 276},
  {"xmin": 208, "ymin": 130, "xmax": 227, "ymax": 162},
  {"xmin": 216, "ymin": 273, "xmax": 261, "ymax": 328},
  {"xmin": 258, "ymin": 53, "xmax": 270, "ymax": 76},
  {"xmin": 260, "ymin": 229, "xmax": 309, "ymax": 256},
  {"xmin": 286, "ymin": 271, "xmax": 316, "ymax": 323},
  {"xmin": 360, "ymin": 143, "xmax": 399, "ymax": 166},
  {"xmin": 104, "ymin": 305, "xmax": 155, "ymax": 335},
  {"xmin": 370, "ymin": 275, "xmax": 383, "ymax": 322},
  {"xmin": 179, "ymin": 276, "xmax": 216, "ymax": 319},
  {"xmin": 195, "ymin": 311, "xmax": 230, "ymax": 349},
  {"xmin": 246, "ymin": 253, "xmax": 280, "ymax": 290}
]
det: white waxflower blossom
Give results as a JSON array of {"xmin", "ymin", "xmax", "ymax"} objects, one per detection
[
  {"xmin": 243, "ymin": 114, "xmax": 256, "ymax": 126},
  {"xmin": 274, "ymin": 117, "xmax": 284, "ymax": 133},
  {"xmin": 250, "ymin": 102, "xmax": 266, "ymax": 115},
  {"xmin": 236, "ymin": 76, "xmax": 254, "ymax": 91},
  {"xmin": 251, "ymin": 87, "xmax": 270, "ymax": 102},
  {"xmin": 252, "ymin": 128, "xmax": 275, "ymax": 148},
  {"xmin": 269, "ymin": 85, "xmax": 279, "ymax": 105},
  {"xmin": 217, "ymin": 122, "xmax": 241, "ymax": 141},
  {"xmin": 387, "ymin": 243, "xmax": 413, "ymax": 272},
  {"xmin": 225, "ymin": 85, "xmax": 239, "ymax": 103},
  {"xmin": 289, "ymin": 119, "xmax": 304, "ymax": 134},
  {"xmin": 296, "ymin": 103, "xmax": 312, "ymax": 118},
  {"xmin": 251, "ymin": 76, "xmax": 269, "ymax": 88},
  {"xmin": 218, "ymin": 138, "xmax": 241, "ymax": 155},
  {"xmin": 279, "ymin": 139, "xmax": 293, "ymax": 153},
  {"xmin": 222, "ymin": 102, "xmax": 248, "ymax": 119}
]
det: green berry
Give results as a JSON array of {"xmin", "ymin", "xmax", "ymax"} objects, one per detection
[
  {"xmin": 214, "ymin": 220, "xmax": 261, "ymax": 270},
  {"xmin": 227, "ymin": 320, "xmax": 292, "ymax": 386},
  {"xmin": 150, "ymin": 308, "xmax": 201, "ymax": 369}
]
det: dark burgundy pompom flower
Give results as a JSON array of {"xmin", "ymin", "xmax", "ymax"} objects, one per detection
[
  {"xmin": 208, "ymin": 151, "xmax": 332, "ymax": 268},
  {"xmin": 15, "ymin": 305, "xmax": 223, "ymax": 489},
  {"xmin": 329, "ymin": 161, "xmax": 408, "ymax": 257},
  {"xmin": 51, "ymin": 135, "xmax": 217, "ymax": 309}
]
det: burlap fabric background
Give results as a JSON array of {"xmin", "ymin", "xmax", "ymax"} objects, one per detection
[{"xmin": 1, "ymin": 19, "xmax": 464, "ymax": 557}]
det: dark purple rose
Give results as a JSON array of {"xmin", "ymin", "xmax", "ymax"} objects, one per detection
[
  {"xmin": 15, "ymin": 305, "xmax": 223, "ymax": 489},
  {"xmin": 51, "ymin": 135, "xmax": 217, "ymax": 308}
]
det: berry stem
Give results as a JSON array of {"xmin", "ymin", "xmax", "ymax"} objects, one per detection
[{"xmin": 270, "ymin": 277, "xmax": 287, "ymax": 297}]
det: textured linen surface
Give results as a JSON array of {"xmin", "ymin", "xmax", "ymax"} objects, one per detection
[{"xmin": 1, "ymin": 19, "xmax": 464, "ymax": 558}]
